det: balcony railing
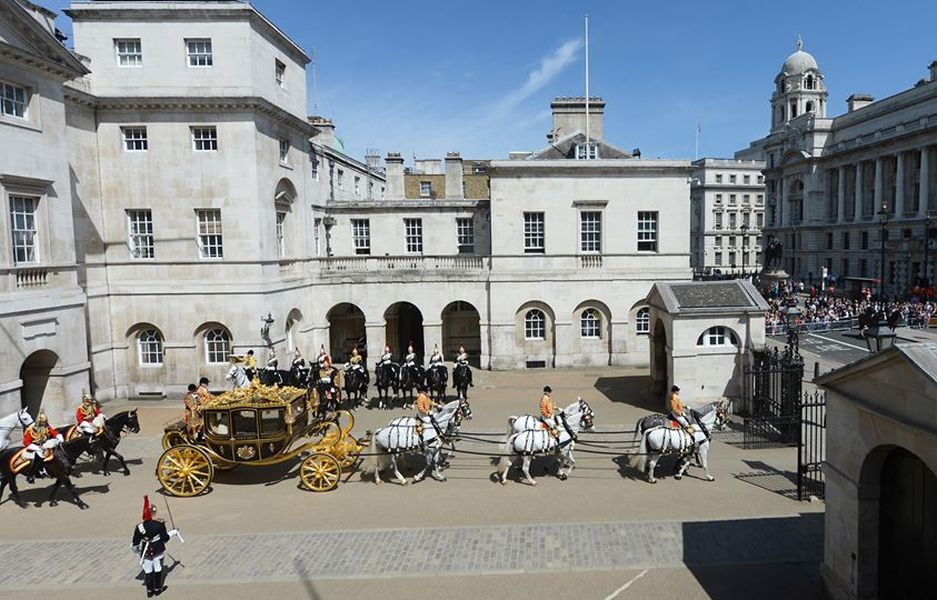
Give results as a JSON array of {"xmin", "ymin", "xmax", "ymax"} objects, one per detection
[
  {"xmin": 14, "ymin": 267, "xmax": 48, "ymax": 288},
  {"xmin": 319, "ymin": 255, "xmax": 487, "ymax": 274}
]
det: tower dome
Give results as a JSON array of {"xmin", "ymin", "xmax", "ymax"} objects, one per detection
[{"xmin": 781, "ymin": 36, "xmax": 818, "ymax": 75}]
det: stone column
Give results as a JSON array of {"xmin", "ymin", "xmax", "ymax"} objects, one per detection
[
  {"xmin": 365, "ymin": 322, "xmax": 385, "ymax": 375},
  {"xmin": 478, "ymin": 321, "xmax": 491, "ymax": 370},
  {"xmin": 422, "ymin": 321, "xmax": 443, "ymax": 361},
  {"xmin": 837, "ymin": 166, "xmax": 846, "ymax": 223},
  {"xmin": 855, "ymin": 162, "xmax": 864, "ymax": 220},
  {"xmin": 895, "ymin": 152, "xmax": 905, "ymax": 216},
  {"xmin": 779, "ymin": 179, "xmax": 787, "ymax": 227},
  {"xmin": 874, "ymin": 157, "xmax": 883, "ymax": 212},
  {"xmin": 921, "ymin": 146, "xmax": 931, "ymax": 217}
]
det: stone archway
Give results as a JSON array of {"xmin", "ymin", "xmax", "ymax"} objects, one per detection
[
  {"xmin": 19, "ymin": 350, "xmax": 59, "ymax": 417},
  {"xmin": 441, "ymin": 301, "xmax": 481, "ymax": 367},
  {"xmin": 327, "ymin": 303, "xmax": 365, "ymax": 363},
  {"xmin": 877, "ymin": 447, "xmax": 937, "ymax": 596},
  {"xmin": 384, "ymin": 302, "xmax": 424, "ymax": 361},
  {"xmin": 285, "ymin": 308, "xmax": 303, "ymax": 353},
  {"xmin": 650, "ymin": 320, "xmax": 668, "ymax": 397}
]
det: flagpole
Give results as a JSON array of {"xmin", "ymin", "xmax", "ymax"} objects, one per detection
[
  {"xmin": 584, "ymin": 13, "xmax": 590, "ymax": 151},
  {"xmin": 695, "ymin": 121, "xmax": 700, "ymax": 160}
]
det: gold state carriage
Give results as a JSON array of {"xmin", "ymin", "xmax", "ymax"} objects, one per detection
[{"xmin": 158, "ymin": 380, "xmax": 363, "ymax": 496}]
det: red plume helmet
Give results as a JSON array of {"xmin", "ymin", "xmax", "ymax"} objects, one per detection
[{"xmin": 142, "ymin": 495, "xmax": 151, "ymax": 521}]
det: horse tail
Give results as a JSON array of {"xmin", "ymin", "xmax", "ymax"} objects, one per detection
[{"xmin": 631, "ymin": 430, "xmax": 649, "ymax": 473}]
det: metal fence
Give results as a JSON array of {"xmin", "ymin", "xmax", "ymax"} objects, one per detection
[
  {"xmin": 766, "ymin": 315, "xmax": 934, "ymax": 336},
  {"xmin": 741, "ymin": 346, "xmax": 804, "ymax": 417},
  {"xmin": 797, "ymin": 392, "xmax": 826, "ymax": 501}
]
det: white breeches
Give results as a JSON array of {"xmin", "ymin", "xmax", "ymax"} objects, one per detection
[
  {"xmin": 78, "ymin": 422, "xmax": 96, "ymax": 434},
  {"xmin": 674, "ymin": 414, "xmax": 690, "ymax": 428},
  {"xmin": 142, "ymin": 554, "xmax": 164, "ymax": 573},
  {"xmin": 24, "ymin": 443, "xmax": 43, "ymax": 460}
]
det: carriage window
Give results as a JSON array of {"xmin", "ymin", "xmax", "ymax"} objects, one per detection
[
  {"xmin": 260, "ymin": 409, "xmax": 285, "ymax": 436},
  {"xmin": 232, "ymin": 410, "xmax": 257, "ymax": 438},
  {"xmin": 292, "ymin": 398, "xmax": 306, "ymax": 416},
  {"xmin": 206, "ymin": 412, "xmax": 230, "ymax": 437}
]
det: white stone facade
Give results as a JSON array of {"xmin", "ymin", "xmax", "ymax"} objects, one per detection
[
  {"xmin": 739, "ymin": 39, "xmax": 937, "ymax": 296},
  {"xmin": 690, "ymin": 158, "xmax": 766, "ymax": 275}
]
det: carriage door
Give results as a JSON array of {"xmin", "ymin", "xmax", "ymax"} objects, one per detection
[{"xmin": 878, "ymin": 447, "xmax": 937, "ymax": 597}]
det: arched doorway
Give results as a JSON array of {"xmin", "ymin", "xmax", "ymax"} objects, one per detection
[
  {"xmin": 327, "ymin": 303, "xmax": 365, "ymax": 363},
  {"xmin": 441, "ymin": 301, "xmax": 481, "ymax": 367},
  {"xmin": 650, "ymin": 320, "xmax": 668, "ymax": 397},
  {"xmin": 384, "ymin": 302, "xmax": 424, "ymax": 361},
  {"xmin": 285, "ymin": 308, "xmax": 303, "ymax": 352},
  {"xmin": 878, "ymin": 447, "xmax": 937, "ymax": 596},
  {"xmin": 19, "ymin": 350, "xmax": 59, "ymax": 417}
]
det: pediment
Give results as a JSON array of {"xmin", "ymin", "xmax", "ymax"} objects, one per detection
[{"xmin": 0, "ymin": 0, "xmax": 88, "ymax": 77}]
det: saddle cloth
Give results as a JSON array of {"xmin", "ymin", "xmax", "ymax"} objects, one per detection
[
  {"xmin": 8, "ymin": 447, "xmax": 54, "ymax": 474},
  {"xmin": 64, "ymin": 424, "xmax": 104, "ymax": 442}
]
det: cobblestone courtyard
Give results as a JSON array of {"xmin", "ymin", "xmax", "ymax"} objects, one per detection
[{"xmin": 0, "ymin": 368, "xmax": 824, "ymax": 599}]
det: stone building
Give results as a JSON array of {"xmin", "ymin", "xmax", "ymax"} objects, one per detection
[
  {"xmin": 0, "ymin": 0, "xmax": 91, "ymax": 422},
  {"xmin": 690, "ymin": 158, "xmax": 766, "ymax": 275},
  {"xmin": 816, "ymin": 344, "xmax": 937, "ymax": 600},
  {"xmin": 0, "ymin": 0, "xmax": 694, "ymax": 412},
  {"xmin": 738, "ymin": 38, "xmax": 937, "ymax": 295}
]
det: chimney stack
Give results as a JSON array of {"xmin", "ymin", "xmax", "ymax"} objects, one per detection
[
  {"xmin": 930, "ymin": 60, "xmax": 937, "ymax": 82},
  {"xmin": 308, "ymin": 116, "xmax": 336, "ymax": 148},
  {"xmin": 548, "ymin": 96, "xmax": 605, "ymax": 142},
  {"xmin": 385, "ymin": 152, "xmax": 405, "ymax": 199},
  {"xmin": 445, "ymin": 152, "xmax": 463, "ymax": 200},
  {"xmin": 846, "ymin": 93, "xmax": 875, "ymax": 113}
]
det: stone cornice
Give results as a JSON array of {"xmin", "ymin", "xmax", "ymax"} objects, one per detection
[
  {"xmin": 311, "ymin": 199, "xmax": 486, "ymax": 212},
  {"xmin": 64, "ymin": 3, "xmax": 309, "ymax": 65},
  {"xmin": 62, "ymin": 93, "xmax": 315, "ymax": 135},
  {"xmin": 0, "ymin": 1, "xmax": 89, "ymax": 78},
  {"xmin": 489, "ymin": 159, "xmax": 693, "ymax": 177}
]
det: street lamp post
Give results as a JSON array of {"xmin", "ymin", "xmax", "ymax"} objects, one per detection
[
  {"xmin": 878, "ymin": 202, "xmax": 889, "ymax": 301},
  {"xmin": 781, "ymin": 300, "xmax": 802, "ymax": 354}
]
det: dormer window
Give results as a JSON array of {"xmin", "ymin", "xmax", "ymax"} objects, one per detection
[{"xmin": 575, "ymin": 143, "xmax": 598, "ymax": 160}]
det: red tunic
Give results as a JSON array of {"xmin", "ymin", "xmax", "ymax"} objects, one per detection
[
  {"xmin": 76, "ymin": 405, "xmax": 101, "ymax": 424},
  {"xmin": 24, "ymin": 425, "xmax": 60, "ymax": 447}
]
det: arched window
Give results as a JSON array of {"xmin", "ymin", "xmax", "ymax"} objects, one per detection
[
  {"xmin": 636, "ymin": 307, "xmax": 650, "ymax": 335},
  {"xmin": 205, "ymin": 329, "xmax": 231, "ymax": 364},
  {"xmin": 805, "ymin": 75, "xmax": 814, "ymax": 90},
  {"xmin": 580, "ymin": 308, "xmax": 601, "ymax": 339},
  {"xmin": 524, "ymin": 309, "xmax": 545, "ymax": 340},
  {"xmin": 805, "ymin": 101, "xmax": 814, "ymax": 113},
  {"xmin": 138, "ymin": 330, "xmax": 163, "ymax": 365},
  {"xmin": 696, "ymin": 326, "xmax": 739, "ymax": 347}
]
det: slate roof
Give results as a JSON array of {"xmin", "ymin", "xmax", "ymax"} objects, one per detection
[
  {"xmin": 646, "ymin": 280, "xmax": 769, "ymax": 314},
  {"xmin": 527, "ymin": 132, "xmax": 632, "ymax": 160},
  {"xmin": 815, "ymin": 343, "xmax": 937, "ymax": 387}
]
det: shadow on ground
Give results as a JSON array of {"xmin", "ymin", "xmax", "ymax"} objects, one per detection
[
  {"xmin": 732, "ymin": 459, "xmax": 801, "ymax": 500},
  {"xmin": 594, "ymin": 375, "xmax": 658, "ymax": 411},
  {"xmin": 684, "ymin": 513, "xmax": 825, "ymax": 600}
]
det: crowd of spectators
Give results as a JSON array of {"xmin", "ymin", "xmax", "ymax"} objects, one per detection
[{"xmin": 765, "ymin": 291, "xmax": 936, "ymax": 332}]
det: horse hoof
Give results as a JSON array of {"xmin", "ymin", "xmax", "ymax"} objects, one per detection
[
  {"xmin": 431, "ymin": 473, "xmax": 446, "ymax": 482},
  {"xmin": 707, "ymin": 475, "xmax": 715, "ymax": 482},
  {"xmin": 558, "ymin": 473, "xmax": 568, "ymax": 481},
  {"xmin": 674, "ymin": 475, "xmax": 682, "ymax": 480},
  {"xmin": 412, "ymin": 474, "xmax": 424, "ymax": 483},
  {"xmin": 78, "ymin": 502, "xmax": 89, "ymax": 510},
  {"xmin": 49, "ymin": 500, "xmax": 58, "ymax": 507},
  {"xmin": 103, "ymin": 471, "xmax": 110, "ymax": 477},
  {"xmin": 123, "ymin": 470, "xmax": 130, "ymax": 476}
]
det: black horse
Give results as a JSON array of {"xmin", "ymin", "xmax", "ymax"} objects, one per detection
[
  {"xmin": 399, "ymin": 363, "xmax": 425, "ymax": 407},
  {"xmin": 453, "ymin": 363, "xmax": 472, "ymax": 400},
  {"xmin": 375, "ymin": 362, "xmax": 399, "ymax": 409},
  {"xmin": 0, "ymin": 435, "xmax": 93, "ymax": 508},
  {"xmin": 259, "ymin": 367, "xmax": 290, "ymax": 387},
  {"xmin": 290, "ymin": 362, "xmax": 311, "ymax": 388},
  {"xmin": 343, "ymin": 367, "xmax": 368, "ymax": 408},
  {"xmin": 86, "ymin": 410, "xmax": 141, "ymax": 476},
  {"xmin": 425, "ymin": 365, "xmax": 448, "ymax": 402}
]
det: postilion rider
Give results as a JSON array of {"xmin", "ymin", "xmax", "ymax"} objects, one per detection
[
  {"xmin": 182, "ymin": 384, "xmax": 203, "ymax": 441},
  {"xmin": 132, "ymin": 495, "xmax": 180, "ymax": 598},
  {"xmin": 414, "ymin": 384, "xmax": 437, "ymax": 432},
  {"xmin": 668, "ymin": 385, "xmax": 694, "ymax": 436},
  {"xmin": 539, "ymin": 386, "xmax": 559, "ymax": 438},
  {"xmin": 23, "ymin": 410, "xmax": 63, "ymax": 483},
  {"xmin": 76, "ymin": 392, "xmax": 106, "ymax": 438}
]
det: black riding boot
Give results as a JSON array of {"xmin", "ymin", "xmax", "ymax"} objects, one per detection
[
  {"xmin": 154, "ymin": 570, "xmax": 166, "ymax": 596},
  {"xmin": 145, "ymin": 572, "xmax": 154, "ymax": 597},
  {"xmin": 27, "ymin": 455, "xmax": 42, "ymax": 483}
]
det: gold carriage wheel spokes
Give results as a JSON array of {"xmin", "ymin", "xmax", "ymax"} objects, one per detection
[
  {"xmin": 156, "ymin": 445, "xmax": 214, "ymax": 497},
  {"xmin": 300, "ymin": 453, "xmax": 341, "ymax": 492},
  {"xmin": 335, "ymin": 436, "xmax": 360, "ymax": 469}
]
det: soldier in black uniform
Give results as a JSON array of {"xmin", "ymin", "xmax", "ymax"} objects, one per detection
[{"xmin": 131, "ymin": 496, "xmax": 178, "ymax": 597}]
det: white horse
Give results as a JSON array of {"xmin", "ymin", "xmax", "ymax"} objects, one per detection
[
  {"xmin": 0, "ymin": 408, "xmax": 33, "ymax": 450},
  {"xmin": 630, "ymin": 401, "xmax": 728, "ymax": 484},
  {"xmin": 226, "ymin": 363, "xmax": 250, "ymax": 388},
  {"xmin": 506, "ymin": 400, "xmax": 586, "ymax": 435},
  {"xmin": 365, "ymin": 400, "xmax": 465, "ymax": 485},
  {"xmin": 498, "ymin": 398, "xmax": 595, "ymax": 486}
]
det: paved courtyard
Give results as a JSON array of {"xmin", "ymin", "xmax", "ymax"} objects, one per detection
[{"xmin": 0, "ymin": 367, "xmax": 825, "ymax": 599}]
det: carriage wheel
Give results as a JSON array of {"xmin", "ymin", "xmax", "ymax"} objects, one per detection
[
  {"xmin": 156, "ymin": 445, "xmax": 214, "ymax": 497},
  {"xmin": 300, "ymin": 453, "xmax": 341, "ymax": 492},
  {"xmin": 335, "ymin": 434, "xmax": 361, "ymax": 469},
  {"xmin": 161, "ymin": 430, "xmax": 187, "ymax": 451}
]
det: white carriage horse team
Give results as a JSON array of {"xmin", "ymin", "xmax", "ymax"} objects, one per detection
[{"xmin": 365, "ymin": 383, "xmax": 727, "ymax": 486}]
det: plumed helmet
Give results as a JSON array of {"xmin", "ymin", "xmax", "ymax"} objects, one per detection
[
  {"xmin": 142, "ymin": 495, "xmax": 156, "ymax": 520},
  {"xmin": 81, "ymin": 392, "xmax": 93, "ymax": 404},
  {"xmin": 36, "ymin": 410, "xmax": 49, "ymax": 425}
]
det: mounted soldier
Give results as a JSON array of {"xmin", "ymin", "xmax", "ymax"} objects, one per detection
[
  {"xmin": 316, "ymin": 344, "xmax": 329, "ymax": 369},
  {"xmin": 75, "ymin": 392, "xmax": 106, "ymax": 439},
  {"xmin": 539, "ymin": 386, "xmax": 559, "ymax": 438},
  {"xmin": 316, "ymin": 356, "xmax": 338, "ymax": 412},
  {"xmin": 23, "ymin": 410, "xmax": 63, "ymax": 484},
  {"xmin": 291, "ymin": 347, "xmax": 310, "ymax": 387},
  {"xmin": 668, "ymin": 385, "xmax": 696, "ymax": 439},
  {"xmin": 415, "ymin": 384, "xmax": 437, "ymax": 425},
  {"xmin": 455, "ymin": 345, "xmax": 473, "ymax": 387},
  {"xmin": 131, "ymin": 496, "xmax": 179, "ymax": 597},
  {"xmin": 347, "ymin": 346, "xmax": 368, "ymax": 383},
  {"xmin": 182, "ymin": 384, "xmax": 203, "ymax": 441},
  {"xmin": 428, "ymin": 344, "xmax": 444, "ymax": 373}
]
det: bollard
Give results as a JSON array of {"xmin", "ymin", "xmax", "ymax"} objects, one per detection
[{"xmin": 814, "ymin": 361, "xmax": 820, "ymax": 380}]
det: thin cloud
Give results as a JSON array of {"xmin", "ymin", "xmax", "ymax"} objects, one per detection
[{"xmin": 496, "ymin": 38, "xmax": 583, "ymax": 113}]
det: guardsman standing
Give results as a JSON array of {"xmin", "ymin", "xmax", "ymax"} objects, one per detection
[
  {"xmin": 23, "ymin": 410, "xmax": 62, "ymax": 483},
  {"xmin": 131, "ymin": 496, "xmax": 178, "ymax": 597},
  {"xmin": 182, "ymin": 384, "xmax": 202, "ymax": 441},
  {"xmin": 76, "ymin": 392, "xmax": 105, "ymax": 437},
  {"xmin": 539, "ymin": 386, "xmax": 559, "ymax": 437}
]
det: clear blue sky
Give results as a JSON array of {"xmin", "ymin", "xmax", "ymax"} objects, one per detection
[{"xmin": 46, "ymin": 0, "xmax": 937, "ymax": 162}]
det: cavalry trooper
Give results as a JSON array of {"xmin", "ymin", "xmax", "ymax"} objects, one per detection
[
  {"xmin": 76, "ymin": 392, "xmax": 106, "ymax": 438},
  {"xmin": 292, "ymin": 347, "xmax": 310, "ymax": 384},
  {"xmin": 23, "ymin": 410, "xmax": 63, "ymax": 484},
  {"xmin": 378, "ymin": 344, "xmax": 394, "ymax": 368},
  {"xmin": 539, "ymin": 386, "xmax": 559, "ymax": 438},
  {"xmin": 348, "ymin": 346, "xmax": 368, "ymax": 383},
  {"xmin": 182, "ymin": 384, "xmax": 203, "ymax": 441},
  {"xmin": 428, "ymin": 344, "xmax": 444, "ymax": 370},
  {"xmin": 317, "ymin": 356, "xmax": 336, "ymax": 396},
  {"xmin": 401, "ymin": 343, "xmax": 418, "ymax": 382},
  {"xmin": 131, "ymin": 496, "xmax": 179, "ymax": 597},
  {"xmin": 316, "ymin": 344, "xmax": 329, "ymax": 369},
  {"xmin": 455, "ymin": 345, "xmax": 473, "ymax": 387}
]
